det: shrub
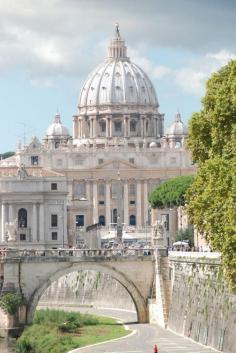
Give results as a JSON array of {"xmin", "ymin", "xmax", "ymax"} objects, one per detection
[{"xmin": 0, "ymin": 293, "xmax": 24, "ymax": 315}]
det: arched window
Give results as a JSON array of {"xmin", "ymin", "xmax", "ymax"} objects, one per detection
[
  {"xmin": 129, "ymin": 215, "xmax": 136, "ymax": 226},
  {"xmin": 99, "ymin": 215, "xmax": 105, "ymax": 226},
  {"xmin": 98, "ymin": 183, "xmax": 105, "ymax": 196},
  {"xmin": 130, "ymin": 120, "xmax": 136, "ymax": 132},
  {"xmin": 18, "ymin": 208, "xmax": 27, "ymax": 228},
  {"xmin": 55, "ymin": 141, "xmax": 60, "ymax": 149}
]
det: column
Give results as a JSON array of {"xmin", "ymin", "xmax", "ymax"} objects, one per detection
[
  {"xmin": 1, "ymin": 203, "xmax": 6, "ymax": 242},
  {"xmin": 154, "ymin": 116, "xmax": 158, "ymax": 137},
  {"xmin": 143, "ymin": 181, "xmax": 148, "ymax": 225},
  {"xmin": 109, "ymin": 118, "xmax": 112, "ymax": 137},
  {"xmin": 89, "ymin": 117, "xmax": 93, "ymax": 138},
  {"xmin": 106, "ymin": 117, "xmax": 110, "ymax": 138},
  {"xmin": 140, "ymin": 116, "xmax": 144, "ymax": 138},
  {"xmin": 127, "ymin": 117, "xmax": 130, "ymax": 137},
  {"xmin": 143, "ymin": 116, "xmax": 147, "ymax": 137},
  {"xmin": 63, "ymin": 200, "xmax": 67, "ymax": 247},
  {"xmin": 123, "ymin": 181, "xmax": 129, "ymax": 227},
  {"xmin": 105, "ymin": 182, "xmax": 111, "ymax": 227},
  {"xmin": 123, "ymin": 117, "xmax": 127, "ymax": 137},
  {"xmin": 93, "ymin": 117, "xmax": 97, "ymax": 138},
  {"xmin": 32, "ymin": 203, "xmax": 37, "ymax": 242},
  {"xmin": 136, "ymin": 181, "xmax": 142, "ymax": 227},
  {"xmin": 93, "ymin": 182, "xmax": 98, "ymax": 224},
  {"xmin": 72, "ymin": 115, "xmax": 77, "ymax": 139},
  {"xmin": 8, "ymin": 204, "xmax": 13, "ymax": 222},
  {"xmin": 86, "ymin": 180, "xmax": 91, "ymax": 201},
  {"xmin": 39, "ymin": 203, "xmax": 45, "ymax": 243}
]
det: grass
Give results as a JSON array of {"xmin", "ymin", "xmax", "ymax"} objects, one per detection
[{"xmin": 15, "ymin": 309, "xmax": 130, "ymax": 353}]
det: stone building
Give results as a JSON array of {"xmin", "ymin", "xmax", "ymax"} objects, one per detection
[
  {"xmin": 0, "ymin": 165, "xmax": 68, "ymax": 249},
  {"xmin": 0, "ymin": 26, "xmax": 195, "ymax": 247}
]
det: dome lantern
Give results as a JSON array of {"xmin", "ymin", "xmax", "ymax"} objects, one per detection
[{"xmin": 107, "ymin": 23, "xmax": 128, "ymax": 60}]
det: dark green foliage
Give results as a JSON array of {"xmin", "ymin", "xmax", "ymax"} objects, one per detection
[
  {"xmin": 0, "ymin": 293, "xmax": 24, "ymax": 315},
  {"xmin": 0, "ymin": 151, "xmax": 15, "ymax": 160},
  {"xmin": 15, "ymin": 309, "xmax": 127, "ymax": 353},
  {"xmin": 149, "ymin": 175, "xmax": 194, "ymax": 208},
  {"xmin": 187, "ymin": 60, "xmax": 236, "ymax": 292},
  {"xmin": 15, "ymin": 338, "xmax": 36, "ymax": 353}
]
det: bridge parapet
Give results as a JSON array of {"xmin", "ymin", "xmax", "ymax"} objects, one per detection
[{"xmin": 0, "ymin": 248, "xmax": 154, "ymax": 262}]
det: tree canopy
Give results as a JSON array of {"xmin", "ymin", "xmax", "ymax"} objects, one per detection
[
  {"xmin": 149, "ymin": 175, "xmax": 194, "ymax": 209},
  {"xmin": 187, "ymin": 60, "xmax": 236, "ymax": 292},
  {"xmin": 0, "ymin": 151, "xmax": 15, "ymax": 160}
]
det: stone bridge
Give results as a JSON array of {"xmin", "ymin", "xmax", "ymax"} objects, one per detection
[{"xmin": 0, "ymin": 248, "xmax": 158, "ymax": 335}]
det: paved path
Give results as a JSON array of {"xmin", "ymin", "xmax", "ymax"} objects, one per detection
[{"xmin": 39, "ymin": 305, "xmax": 218, "ymax": 353}]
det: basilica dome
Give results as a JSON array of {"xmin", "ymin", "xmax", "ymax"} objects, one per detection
[
  {"xmin": 78, "ymin": 25, "xmax": 159, "ymax": 115},
  {"xmin": 166, "ymin": 112, "xmax": 188, "ymax": 137},
  {"xmin": 46, "ymin": 113, "xmax": 70, "ymax": 139}
]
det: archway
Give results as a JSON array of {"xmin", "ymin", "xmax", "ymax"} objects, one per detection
[{"xmin": 27, "ymin": 262, "xmax": 148, "ymax": 324}]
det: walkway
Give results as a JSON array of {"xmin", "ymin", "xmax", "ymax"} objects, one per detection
[{"xmin": 40, "ymin": 306, "xmax": 218, "ymax": 353}]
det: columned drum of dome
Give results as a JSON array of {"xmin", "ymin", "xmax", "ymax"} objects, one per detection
[{"xmin": 73, "ymin": 25, "xmax": 164, "ymax": 144}]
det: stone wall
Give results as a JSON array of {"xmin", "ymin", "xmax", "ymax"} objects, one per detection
[
  {"xmin": 168, "ymin": 253, "xmax": 236, "ymax": 353},
  {"xmin": 39, "ymin": 270, "xmax": 135, "ymax": 310}
]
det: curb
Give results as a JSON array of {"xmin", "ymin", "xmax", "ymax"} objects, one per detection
[{"xmin": 68, "ymin": 321, "xmax": 137, "ymax": 353}]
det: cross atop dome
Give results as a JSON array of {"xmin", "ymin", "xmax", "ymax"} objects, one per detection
[
  {"xmin": 175, "ymin": 111, "xmax": 182, "ymax": 122},
  {"xmin": 115, "ymin": 23, "xmax": 121, "ymax": 39},
  {"xmin": 107, "ymin": 23, "xmax": 129, "ymax": 60}
]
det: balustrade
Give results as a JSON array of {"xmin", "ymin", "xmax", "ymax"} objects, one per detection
[{"xmin": 0, "ymin": 247, "xmax": 154, "ymax": 259}]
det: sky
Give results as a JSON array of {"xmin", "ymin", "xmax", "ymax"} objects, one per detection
[{"xmin": 0, "ymin": 0, "xmax": 236, "ymax": 152}]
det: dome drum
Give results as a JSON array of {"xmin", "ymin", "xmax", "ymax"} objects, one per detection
[
  {"xmin": 73, "ymin": 112, "xmax": 163, "ymax": 140},
  {"xmin": 74, "ymin": 25, "xmax": 164, "ymax": 142}
]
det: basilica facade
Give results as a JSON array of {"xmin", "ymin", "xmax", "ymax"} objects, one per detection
[{"xmin": 0, "ymin": 26, "xmax": 195, "ymax": 248}]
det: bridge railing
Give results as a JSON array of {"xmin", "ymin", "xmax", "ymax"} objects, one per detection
[{"xmin": 0, "ymin": 248, "xmax": 154, "ymax": 259}]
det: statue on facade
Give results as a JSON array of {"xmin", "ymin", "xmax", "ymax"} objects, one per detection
[
  {"xmin": 5, "ymin": 219, "xmax": 18, "ymax": 242},
  {"xmin": 152, "ymin": 220, "xmax": 165, "ymax": 247},
  {"xmin": 17, "ymin": 164, "xmax": 28, "ymax": 180}
]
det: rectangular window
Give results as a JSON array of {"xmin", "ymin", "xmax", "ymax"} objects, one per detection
[
  {"xmin": 51, "ymin": 214, "xmax": 58, "ymax": 227},
  {"xmin": 20, "ymin": 234, "xmax": 26, "ymax": 241},
  {"xmin": 51, "ymin": 183, "xmax": 57, "ymax": 190},
  {"xmin": 98, "ymin": 158, "xmax": 104, "ymax": 165},
  {"xmin": 129, "ymin": 200, "xmax": 135, "ymax": 205},
  {"xmin": 76, "ymin": 215, "xmax": 84, "ymax": 227},
  {"xmin": 129, "ymin": 158, "xmax": 135, "ymax": 164},
  {"xmin": 99, "ymin": 200, "xmax": 105, "ymax": 205},
  {"xmin": 52, "ymin": 232, "xmax": 58, "ymax": 240},
  {"xmin": 75, "ymin": 181, "xmax": 86, "ymax": 199},
  {"xmin": 31, "ymin": 156, "xmax": 39, "ymax": 165}
]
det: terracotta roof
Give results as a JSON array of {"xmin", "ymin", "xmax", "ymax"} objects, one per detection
[{"xmin": 0, "ymin": 167, "xmax": 65, "ymax": 178}]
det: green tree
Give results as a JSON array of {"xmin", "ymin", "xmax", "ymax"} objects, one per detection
[
  {"xmin": 0, "ymin": 293, "xmax": 25, "ymax": 315},
  {"xmin": 0, "ymin": 151, "xmax": 15, "ymax": 160},
  {"xmin": 187, "ymin": 60, "xmax": 236, "ymax": 292},
  {"xmin": 149, "ymin": 175, "xmax": 194, "ymax": 209}
]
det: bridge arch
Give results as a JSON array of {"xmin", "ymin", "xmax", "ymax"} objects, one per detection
[{"xmin": 27, "ymin": 262, "xmax": 149, "ymax": 324}]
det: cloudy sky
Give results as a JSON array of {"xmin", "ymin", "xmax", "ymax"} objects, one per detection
[{"xmin": 0, "ymin": 0, "xmax": 235, "ymax": 152}]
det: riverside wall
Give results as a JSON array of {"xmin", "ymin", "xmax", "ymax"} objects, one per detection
[
  {"xmin": 168, "ymin": 253, "xmax": 236, "ymax": 353},
  {"xmin": 39, "ymin": 270, "xmax": 135, "ymax": 310}
]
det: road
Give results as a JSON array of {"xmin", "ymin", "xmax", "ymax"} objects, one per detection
[{"xmin": 41, "ymin": 306, "xmax": 218, "ymax": 353}]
